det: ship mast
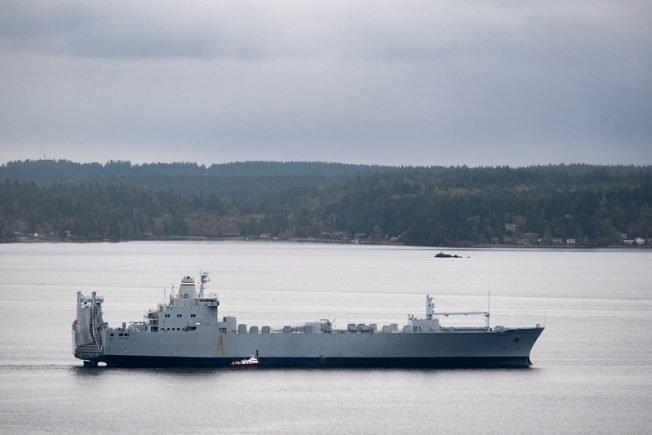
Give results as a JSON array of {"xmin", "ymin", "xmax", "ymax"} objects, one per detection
[
  {"xmin": 487, "ymin": 291, "xmax": 491, "ymax": 329},
  {"xmin": 199, "ymin": 271, "xmax": 210, "ymax": 297},
  {"xmin": 426, "ymin": 294, "xmax": 434, "ymax": 320}
]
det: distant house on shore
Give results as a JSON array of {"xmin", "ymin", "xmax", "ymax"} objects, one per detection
[{"xmin": 504, "ymin": 223, "xmax": 518, "ymax": 233}]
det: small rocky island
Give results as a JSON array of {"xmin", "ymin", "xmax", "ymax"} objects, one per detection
[{"xmin": 434, "ymin": 252, "xmax": 463, "ymax": 258}]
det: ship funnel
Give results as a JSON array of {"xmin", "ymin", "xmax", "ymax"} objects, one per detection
[{"xmin": 178, "ymin": 276, "xmax": 198, "ymax": 299}]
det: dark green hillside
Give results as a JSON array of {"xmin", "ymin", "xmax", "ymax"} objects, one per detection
[
  {"xmin": 0, "ymin": 160, "xmax": 650, "ymax": 246},
  {"xmin": 0, "ymin": 160, "xmax": 387, "ymax": 203}
]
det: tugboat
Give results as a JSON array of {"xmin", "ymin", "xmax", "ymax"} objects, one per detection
[{"xmin": 230, "ymin": 355, "xmax": 261, "ymax": 369}]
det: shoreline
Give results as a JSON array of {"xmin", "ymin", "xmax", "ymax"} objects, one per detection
[{"xmin": 2, "ymin": 236, "xmax": 649, "ymax": 250}]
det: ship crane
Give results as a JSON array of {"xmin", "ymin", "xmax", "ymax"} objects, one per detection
[{"xmin": 426, "ymin": 294, "xmax": 491, "ymax": 329}]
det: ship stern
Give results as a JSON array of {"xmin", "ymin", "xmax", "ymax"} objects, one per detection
[{"xmin": 72, "ymin": 291, "xmax": 105, "ymax": 365}]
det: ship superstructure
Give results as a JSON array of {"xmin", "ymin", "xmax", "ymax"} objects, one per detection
[{"xmin": 73, "ymin": 274, "xmax": 544, "ymax": 368}]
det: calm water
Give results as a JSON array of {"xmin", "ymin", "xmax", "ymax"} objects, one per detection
[{"xmin": 1, "ymin": 242, "xmax": 651, "ymax": 434}]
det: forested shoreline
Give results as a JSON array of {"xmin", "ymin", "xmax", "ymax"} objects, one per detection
[{"xmin": 1, "ymin": 160, "xmax": 651, "ymax": 247}]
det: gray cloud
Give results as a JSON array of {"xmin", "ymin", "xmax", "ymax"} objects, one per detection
[{"xmin": 0, "ymin": 0, "xmax": 650, "ymax": 165}]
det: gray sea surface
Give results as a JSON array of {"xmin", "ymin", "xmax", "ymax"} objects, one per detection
[{"xmin": 1, "ymin": 241, "xmax": 651, "ymax": 434}]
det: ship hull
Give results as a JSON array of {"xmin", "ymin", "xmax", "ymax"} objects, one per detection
[{"xmin": 94, "ymin": 326, "xmax": 543, "ymax": 369}]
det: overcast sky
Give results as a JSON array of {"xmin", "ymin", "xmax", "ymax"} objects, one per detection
[{"xmin": 1, "ymin": 0, "xmax": 650, "ymax": 166}]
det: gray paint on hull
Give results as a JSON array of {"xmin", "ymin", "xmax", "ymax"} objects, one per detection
[{"xmin": 100, "ymin": 327, "xmax": 544, "ymax": 366}]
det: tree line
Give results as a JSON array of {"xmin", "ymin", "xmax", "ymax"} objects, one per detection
[{"xmin": 1, "ymin": 160, "xmax": 651, "ymax": 246}]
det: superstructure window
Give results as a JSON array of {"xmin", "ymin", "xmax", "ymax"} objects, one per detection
[
  {"xmin": 191, "ymin": 314, "xmax": 196, "ymax": 318},
  {"xmin": 165, "ymin": 314, "xmax": 170, "ymax": 318},
  {"xmin": 177, "ymin": 314, "xmax": 182, "ymax": 318}
]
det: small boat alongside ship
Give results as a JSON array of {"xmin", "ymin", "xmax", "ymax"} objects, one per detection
[
  {"xmin": 72, "ymin": 273, "xmax": 544, "ymax": 368},
  {"xmin": 230, "ymin": 355, "xmax": 261, "ymax": 368}
]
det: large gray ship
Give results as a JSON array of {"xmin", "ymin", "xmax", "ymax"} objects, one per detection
[{"xmin": 72, "ymin": 274, "xmax": 544, "ymax": 368}]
